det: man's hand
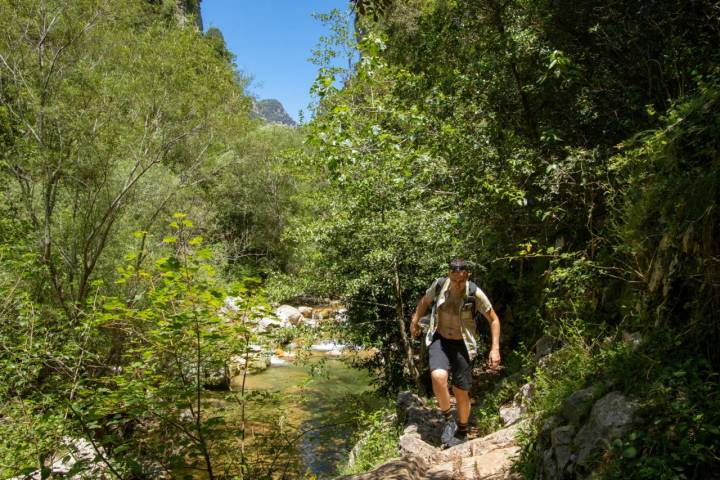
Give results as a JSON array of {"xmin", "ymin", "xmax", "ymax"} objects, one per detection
[
  {"xmin": 488, "ymin": 348, "xmax": 501, "ymax": 369},
  {"xmin": 410, "ymin": 319, "xmax": 421, "ymax": 338}
]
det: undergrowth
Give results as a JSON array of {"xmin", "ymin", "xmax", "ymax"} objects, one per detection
[
  {"xmin": 514, "ymin": 325, "xmax": 720, "ymax": 479},
  {"xmin": 335, "ymin": 403, "xmax": 400, "ymax": 476}
]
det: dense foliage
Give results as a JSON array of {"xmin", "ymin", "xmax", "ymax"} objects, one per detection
[
  {"xmin": 289, "ymin": 0, "xmax": 720, "ymax": 476},
  {"xmin": 2, "ymin": 0, "xmax": 719, "ymax": 478},
  {"xmin": 0, "ymin": 0, "xmax": 303, "ymax": 477}
]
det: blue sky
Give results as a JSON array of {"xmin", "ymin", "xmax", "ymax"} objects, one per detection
[{"xmin": 201, "ymin": 1, "xmax": 352, "ymax": 123}]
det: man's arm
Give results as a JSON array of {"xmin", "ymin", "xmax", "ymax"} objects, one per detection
[
  {"xmin": 482, "ymin": 308, "xmax": 501, "ymax": 369},
  {"xmin": 410, "ymin": 295, "xmax": 432, "ymax": 338}
]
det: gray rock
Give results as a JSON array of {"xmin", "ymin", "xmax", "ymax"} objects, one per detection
[
  {"xmin": 398, "ymin": 425, "xmax": 438, "ymax": 462},
  {"xmin": 562, "ymin": 386, "xmax": 602, "ymax": 426},
  {"xmin": 202, "ymin": 365, "xmax": 230, "ymax": 390},
  {"xmin": 257, "ymin": 315, "xmax": 291, "ymax": 331},
  {"xmin": 542, "ymin": 447, "xmax": 558, "ymax": 480},
  {"xmin": 538, "ymin": 352, "xmax": 554, "ymax": 369},
  {"xmin": 396, "ymin": 391, "xmax": 426, "ymax": 424},
  {"xmin": 342, "ymin": 391, "xmax": 523, "ymax": 480},
  {"xmin": 252, "ymin": 98, "xmax": 296, "ymax": 126},
  {"xmin": 432, "ymin": 423, "xmax": 522, "ymax": 464},
  {"xmin": 275, "ymin": 305, "xmax": 303, "ymax": 325},
  {"xmin": 228, "ymin": 350, "xmax": 271, "ymax": 381},
  {"xmin": 8, "ymin": 437, "xmax": 111, "ymax": 480},
  {"xmin": 574, "ymin": 391, "xmax": 638, "ymax": 467},
  {"xmin": 337, "ymin": 455, "xmax": 427, "ymax": 480},
  {"xmin": 500, "ymin": 404, "xmax": 524, "ymax": 426},
  {"xmin": 517, "ymin": 381, "xmax": 535, "ymax": 404},
  {"xmin": 426, "ymin": 445, "xmax": 520, "ymax": 479},
  {"xmin": 534, "ymin": 335, "xmax": 556, "ymax": 360},
  {"xmin": 540, "ymin": 415, "xmax": 563, "ymax": 442},
  {"xmin": 551, "ymin": 425, "xmax": 575, "ymax": 471},
  {"xmin": 500, "ymin": 381, "xmax": 534, "ymax": 426}
]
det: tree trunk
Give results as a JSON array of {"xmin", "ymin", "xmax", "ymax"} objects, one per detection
[{"xmin": 393, "ymin": 256, "xmax": 421, "ymax": 389}]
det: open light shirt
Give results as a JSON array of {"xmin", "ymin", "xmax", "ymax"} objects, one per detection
[{"xmin": 423, "ymin": 278, "xmax": 492, "ymax": 361}]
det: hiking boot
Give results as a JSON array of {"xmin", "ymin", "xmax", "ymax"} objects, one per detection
[
  {"xmin": 444, "ymin": 432, "xmax": 467, "ymax": 448},
  {"xmin": 440, "ymin": 419, "xmax": 457, "ymax": 445}
]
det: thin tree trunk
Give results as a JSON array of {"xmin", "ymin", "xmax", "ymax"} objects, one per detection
[{"xmin": 393, "ymin": 256, "xmax": 421, "ymax": 389}]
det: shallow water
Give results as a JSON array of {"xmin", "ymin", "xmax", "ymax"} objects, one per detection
[{"xmin": 234, "ymin": 355, "xmax": 379, "ymax": 478}]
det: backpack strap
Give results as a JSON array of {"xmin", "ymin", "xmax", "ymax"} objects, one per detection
[
  {"xmin": 468, "ymin": 280, "xmax": 478, "ymax": 318},
  {"xmin": 434, "ymin": 276, "xmax": 447, "ymax": 300},
  {"xmin": 434, "ymin": 277, "xmax": 478, "ymax": 315}
]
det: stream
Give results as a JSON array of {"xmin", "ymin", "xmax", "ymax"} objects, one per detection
[{"xmin": 225, "ymin": 350, "xmax": 380, "ymax": 478}]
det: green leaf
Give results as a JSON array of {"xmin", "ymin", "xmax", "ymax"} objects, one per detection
[{"xmin": 623, "ymin": 446, "xmax": 638, "ymax": 458}]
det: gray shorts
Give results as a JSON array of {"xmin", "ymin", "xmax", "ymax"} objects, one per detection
[{"xmin": 428, "ymin": 333, "xmax": 472, "ymax": 391}]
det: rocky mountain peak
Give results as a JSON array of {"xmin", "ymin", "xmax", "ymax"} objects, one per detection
[{"xmin": 252, "ymin": 99, "xmax": 296, "ymax": 126}]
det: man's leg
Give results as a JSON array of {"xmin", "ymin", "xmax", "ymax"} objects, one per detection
[
  {"xmin": 431, "ymin": 369, "xmax": 451, "ymax": 411},
  {"xmin": 453, "ymin": 387, "xmax": 471, "ymax": 425},
  {"xmin": 445, "ymin": 345, "xmax": 473, "ymax": 445},
  {"xmin": 453, "ymin": 387, "xmax": 471, "ymax": 441},
  {"xmin": 429, "ymin": 335, "xmax": 457, "ymax": 444},
  {"xmin": 429, "ymin": 335, "xmax": 452, "ymax": 412}
]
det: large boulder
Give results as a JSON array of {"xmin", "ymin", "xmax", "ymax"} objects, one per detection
[
  {"xmin": 257, "ymin": 315, "xmax": 291, "ymax": 331},
  {"xmin": 550, "ymin": 425, "xmax": 576, "ymax": 474},
  {"xmin": 561, "ymin": 385, "xmax": 602, "ymax": 426},
  {"xmin": 574, "ymin": 391, "xmax": 638, "ymax": 467},
  {"xmin": 537, "ymin": 390, "xmax": 639, "ymax": 479},
  {"xmin": 275, "ymin": 305, "xmax": 303, "ymax": 325},
  {"xmin": 201, "ymin": 364, "xmax": 230, "ymax": 390}
]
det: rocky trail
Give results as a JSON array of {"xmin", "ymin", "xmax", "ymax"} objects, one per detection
[
  {"xmin": 337, "ymin": 336, "xmax": 640, "ymax": 480},
  {"xmin": 339, "ymin": 391, "xmax": 522, "ymax": 480}
]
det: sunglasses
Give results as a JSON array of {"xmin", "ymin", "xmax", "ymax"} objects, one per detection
[{"xmin": 449, "ymin": 266, "xmax": 469, "ymax": 272}]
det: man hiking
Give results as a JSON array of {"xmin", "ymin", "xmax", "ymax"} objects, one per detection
[{"xmin": 410, "ymin": 258, "xmax": 501, "ymax": 447}]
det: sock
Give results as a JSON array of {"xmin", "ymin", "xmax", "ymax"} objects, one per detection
[
  {"xmin": 441, "ymin": 407, "xmax": 453, "ymax": 421},
  {"xmin": 457, "ymin": 421, "xmax": 468, "ymax": 437}
]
